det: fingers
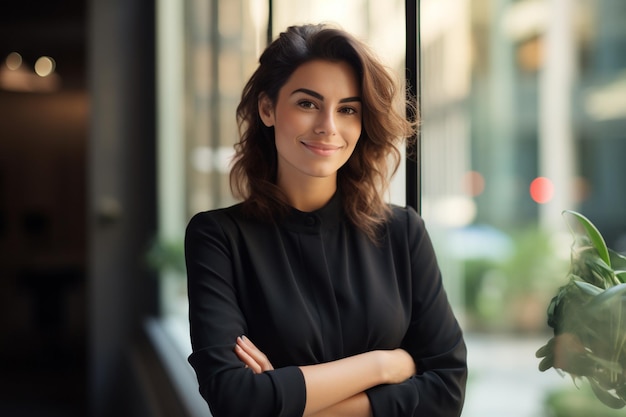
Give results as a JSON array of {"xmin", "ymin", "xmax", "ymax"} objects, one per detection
[
  {"xmin": 234, "ymin": 336, "xmax": 274, "ymax": 374},
  {"xmin": 240, "ymin": 336, "xmax": 274, "ymax": 372},
  {"xmin": 235, "ymin": 340, "xmax": 262, "ymax": 373}
]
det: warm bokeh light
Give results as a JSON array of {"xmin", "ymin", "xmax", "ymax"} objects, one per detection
[
  {"xmin": 34, "ymin": 56, "xmax": 55, "ymax": 77},
  {"xmin": 6, "ymin": 52, "xmax": 23, "ymax": 70},
  {"xmin": 571, "ymin": 176, "xmax": 591, "ymax": 203},
  {"xmin": 463, "ymin": 170, "xmax": 485, "ymax": 197},
  {"xmin": 530, "ymin": 176, "xmax": 554, "ymax": 204},
  {"xmin": 1, "ymin": 54, "xmax": 61, "ymax": 92},
  {"xmin": 431, "ymin": 195, "xmax": 477, "ymax": 227}
]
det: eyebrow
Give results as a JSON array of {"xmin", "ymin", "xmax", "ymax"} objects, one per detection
[{"xmin": 291, "ymin": 88, "xmax": 361, "ymax": 103}]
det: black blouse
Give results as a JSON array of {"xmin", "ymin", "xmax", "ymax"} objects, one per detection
[{"xmin": 185, "ymin": 193, "xmax": 467, "ymax": 417}]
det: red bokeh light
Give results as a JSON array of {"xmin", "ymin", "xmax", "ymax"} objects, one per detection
[{"xmin": 530, "ymin": 177, "xmax": 554, "ymax": 204}]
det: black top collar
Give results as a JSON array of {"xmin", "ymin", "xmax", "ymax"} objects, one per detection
[{"xmin": 281, "ymin": 192, "xmax": 343, "ymax": 232}]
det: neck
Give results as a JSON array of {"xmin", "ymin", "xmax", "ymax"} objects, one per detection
[{"xmin": 278, "ymin": 174, "xmax": 337, "ymax": 212}]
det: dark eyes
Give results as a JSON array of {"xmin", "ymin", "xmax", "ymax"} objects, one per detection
[
  {"xmin": 297, "ymin": 100, "xmax": 359, "ymax": 115},
  {"xmin": 297, "ymin": 100, "xmax": 317, "ymax": 109}
]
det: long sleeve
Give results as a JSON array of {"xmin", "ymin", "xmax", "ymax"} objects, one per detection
[
  {"xmin": 366, "ymin": 207, "xmax": 467, "ymax": 417},
  {"xmin": 185, "ymin": 210, "xmax": 307, "ymax": 417}
]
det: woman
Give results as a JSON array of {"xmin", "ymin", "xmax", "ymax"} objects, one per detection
[{"xmin": 185, "ymin": 24, "xmax": 467, "ymax": 417}]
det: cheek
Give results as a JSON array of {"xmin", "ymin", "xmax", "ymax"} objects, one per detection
[
  {"xmin": 275, "ymin": 111, "xmax": 310, "ymax": 139},
  {"xmin": 346, "ymin": 123, "xmax": 362, "ymax": 147}
]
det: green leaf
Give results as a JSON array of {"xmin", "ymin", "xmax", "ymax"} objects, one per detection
[
  {"xmin": 536, "ymin": 338, "xmax": 554, "ymax": 358},
  {"xmin": 563, "ymin": 210, "xmax": 611, "ymax": 267},
  {"xmin": 538, "ymin": 354, "xmax": 555, "ymax": 372},
  {"xmin": 574, "ymin": 280, "xmax": 604, "ymax": 296},
  {"xmin": 585, "ymin": 282, "xmax": 626, "ymax": 312},
  {"xmin": 610, "ymin": 249, "xmax": 626, "ymax": 268},
  {"xmin": 586, "ymin": 353, "xmax": 624, "ymax": 374},
  {"xmin": 589, "ymin": 378, "xmax": 626, "ymax": 409}
]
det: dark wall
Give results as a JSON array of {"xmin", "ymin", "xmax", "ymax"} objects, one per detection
[
  {"xmin": 87, "ymin": 0, "xmax": 158, "ymax": 416},
  {"xmin": 0, "ymin": 1, "xmax": 175, "ymax": 416},
  {"xmin": 0, "ymin": 90, "xmax": 89, "ymax": 416},
  {"xmin": 0, "ymin": 1, "xmax": 89, "ymax": 415}
]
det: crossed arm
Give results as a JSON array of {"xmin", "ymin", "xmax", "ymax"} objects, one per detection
[{"xmin": 235, "ymin": 336, "xmax": 416, "ymax": 417}]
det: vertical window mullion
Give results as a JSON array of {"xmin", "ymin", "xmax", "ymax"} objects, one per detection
[
  {"xmin": 266, "ymin": 0, "xmax": 273, "ymax": 45},
  {"xmin": 405, "ymin": 0, "xmax": 421, "ymax": 213}
]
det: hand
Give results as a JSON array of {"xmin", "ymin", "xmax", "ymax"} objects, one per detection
[
  {"xmin": 234, "ymin": 335, "xmax": 274, "ymax": 373},
  {"xmin": 379, "ymin": 349, "xmax": 416, "ymax": 384}
]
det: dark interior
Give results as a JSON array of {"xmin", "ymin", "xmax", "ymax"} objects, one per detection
[{"xmin": 0, "ymin": 1, "xmax": 88, "ymax": 416}]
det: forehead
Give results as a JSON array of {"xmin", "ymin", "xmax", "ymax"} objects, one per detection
[{"xmin": 281, "ymin": 59, "xmax": 361, "ymax": 96}]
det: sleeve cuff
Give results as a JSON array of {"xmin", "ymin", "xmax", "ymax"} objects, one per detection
[
  {"xmin": 366, "ymin": 381, "xmax": 419, "ymax": 417},
  {"xmin": 268, "ymin": 366, "xmax": 307, "ymax": 417}
]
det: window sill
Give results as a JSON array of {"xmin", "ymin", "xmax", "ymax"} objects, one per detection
[{"xmin": 143, "ymin": 317, "xmax": 210, "ymax": 417}]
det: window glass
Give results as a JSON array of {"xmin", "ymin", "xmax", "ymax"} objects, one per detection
[
  {"xmin": 419, "ymin": 1, "xmax": 626, "ymax": 416},
  {"xmin": 156, "ymin": 0, "xmax": 267, "ymax": 348}
]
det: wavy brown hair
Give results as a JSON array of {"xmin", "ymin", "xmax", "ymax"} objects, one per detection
[{"xmin": 230, "ymin": 24, "xmax": 417, "ymax": 241}]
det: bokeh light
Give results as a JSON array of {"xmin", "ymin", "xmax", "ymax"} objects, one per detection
[
  {"xmin": 463, "ymin": 170, "xmax": 485, "ymax": 197},
  {"xmin": 5, "ymin": 52, "xmax": 23, "ymax": 70},
  {"xmin": 530, "ymin": 176, "xmax": 554, "ymax": 204},
  {"xmin": 34, "ymin": 56, "xmax": 56, "ymax": 77}
]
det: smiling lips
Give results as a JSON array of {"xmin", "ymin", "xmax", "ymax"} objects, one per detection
[{"xmin": 301, "ymin": 141, "xmax": 342, "ymax": 156}]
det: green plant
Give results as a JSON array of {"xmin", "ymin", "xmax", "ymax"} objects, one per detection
[
  {"xmin": 536, "ymin": 210, "xmax": 626, "ymax": 409},
  {"xmin": 461, "ymin": 225, "xmax": 566, "ymax": 332},
  {"xmin": 145, "ymin": 237, "xmax": 186, "ymax": 276},
  {"xmin": 545, "ymin": 383, "xmax": 626, "ymax": 417}
]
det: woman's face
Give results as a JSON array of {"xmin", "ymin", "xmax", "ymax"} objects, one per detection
[{"xmin": 259, "ymin": 59, "xmax": 362, "ymax": 188}]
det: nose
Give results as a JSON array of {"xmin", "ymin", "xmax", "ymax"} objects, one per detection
[{"xmin": 314, "ymin": 110, "xmax": 337, "ymax": 136}]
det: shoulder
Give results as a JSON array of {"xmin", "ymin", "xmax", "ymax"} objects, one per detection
[
  {"xmin": 381, "ymin": 204, "xmax": 432, "ymax": 251},
  {"xmin": 188, "ymin": 203, "xmax": 243, "ymax": 223},
  {"xmin": 186, "ymin": 203, "xmax": 247, "ymax": 239},
  {"xmin": 384, "ymin": 205, "xmax": 438, "ymax": 262},
  {"xmin": 386, "ymin": 204, "xmax": 426, "ymax": 233},
  {"xmin": 185, "ymin": 202, "xmax": 278, "ymax": 244}
]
